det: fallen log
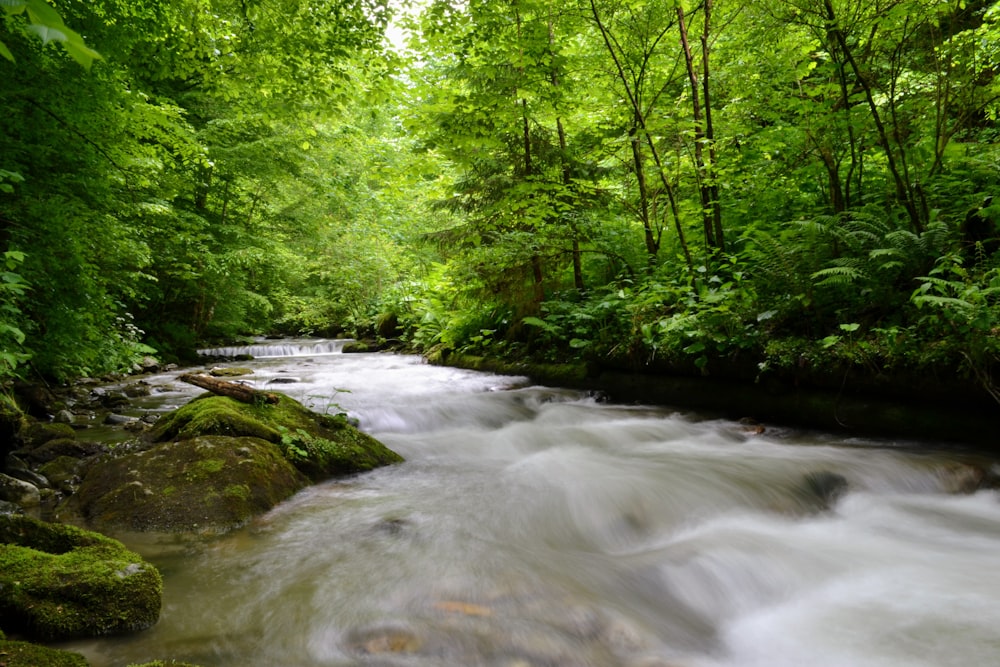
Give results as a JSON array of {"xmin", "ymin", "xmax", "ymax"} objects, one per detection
[{"xmin": 179, "ymin": 373, "xmax": 280, "ymax": 405}]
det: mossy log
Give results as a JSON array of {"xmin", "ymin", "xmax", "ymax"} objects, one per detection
[{"xmin": 179, "ymin": 373, "xmax": 278, "ymax": 405}]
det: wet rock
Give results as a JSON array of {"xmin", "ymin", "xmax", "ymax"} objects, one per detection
[
  {"xmin": 105, "ymin": 413, "xmax": 139, "ymax": 425},
  {"xmin": 4, "ymin": 466, "xmax": 50, "ymax": 490},
  {"xmin": 798, "ymin": 471, "xmax": 849, "ymax": 510},
  {"xmin": 38, "ymin": 456, "xmax": 86, "ymax": 495},
  {"xmin": 345, "ymin": 624, "xmax": 423, "ymax": 655},
  {"xmin": 209, "ymin": 367, "xmax": 254, "ymax": 377},
  {"xmin": 140, "ymin": 356, "xmax": 160, "ymax": 373},
  {"xmin": 124, "ymin": 382, "xmax": 152, "ymax": 398},
  {"xmin": 938, "ymin": 463, "xmax": 986, "ymax": 494},
  {"xmin": 17, "ymin": 438, "xmax": 105, "ymax": 465},
  {"xmin": 0, "ymin": 514, "xmax": 162, "ymax": 640},
  {"xmin": 0, "ymin": 473, "xmax": 40, "ymax": 513},
  {"xmin": 266, "ymin": 377, "xmax": 299, "ymax": 384},
  {"xmin": 90, "ymin": 387, "xmax": 131, "ymax": 409},
  {"xmin": 53, "ymin": 409, "xmax": 75, "ymax": 424},
  {"xmin": 67, "ymin": 436, "xmax": 309, "ymax": 533},
  {"xmin": 0, "ymin": 638, "xmax": 88, "ymax": 666},
  {"xmin": 342, "ymin": 340, "xmax": 374, "ymax": 353},
  {"xmin": 20, "ymin": 422, "xmax": 76, "ymax": 449},
  {"xmin": 738, "ymin": 417, "xmax": 766, "ymax": 435}
]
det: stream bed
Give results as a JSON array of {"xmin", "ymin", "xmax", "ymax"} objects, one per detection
[{"xmin": 59, "ymin": 340, "xmax": 1000, "ymax": 667}]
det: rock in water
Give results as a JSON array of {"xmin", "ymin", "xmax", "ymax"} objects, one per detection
[
  {"xmin": 68, "ymin": 436, "xmax": 308, "ymax": 533},
  {"xmin": 0, "ymin": 514, "xmax": 162, "ymax": 640}
]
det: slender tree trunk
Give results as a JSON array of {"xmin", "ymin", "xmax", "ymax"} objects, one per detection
[
  {"xmin": 515, "ymin": 6, "xmax": 545, "ymax": 305},
  {"xmin": 548, "ymin": 15, "xmax": 584, "ymax": 291},
  {"xmin": 824, "ymin": 0, "xmax": 923, "ymax": 233},
  {"xmin": 678, "ymin": 5, "xmax": 715, "ymax": 250},
  {"xmin": 630, "ymin": 119, "xmax": 659, "ymax": 262},
  {"xmin": 700, "ymin": 0, "xmax": 724, "ymax": 251},
  {"xmin": 588, "ymin": 0, "xmax": 694, "ymax": 275}
]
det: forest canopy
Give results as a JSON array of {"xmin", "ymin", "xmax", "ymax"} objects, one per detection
[{"xmin": 2, "ymin": 0, "xmax": 1000, "ymax": 405}]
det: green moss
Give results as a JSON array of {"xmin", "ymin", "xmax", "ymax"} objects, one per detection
[
  {"xmin": 20, "ymin": 422, "xmax": 76, "ymax": 448},
  {"xmin": 0, "ymin": 515, "xmax": 162, "ymax": 641},
  {"xmin": 223, "ymin": 484, "xmax": 251, "ymax": 501},
  {"xmin": 150, "ymin": 396, "xmax": 280, "ymax": 443},
  {"xmin": 149, "ymin": 394, "xmax": 403, "ymax": 482},
  {"xmin": 71, "ymin": 436, "xmax": 308, "ymax": 533},
  {"xmin": 188, "ymin": 458, "xmax": 225, "ymax": 479},
  {"xmin": 0, "ymin": 640, "xmax": 89, "ymax": 666}
]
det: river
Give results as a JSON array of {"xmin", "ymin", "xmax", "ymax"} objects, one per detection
[{"xmin": 61, "ymin": 340, "xmax": 1000, "ymax": 667}]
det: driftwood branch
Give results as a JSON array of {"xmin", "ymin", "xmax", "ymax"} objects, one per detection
[{"xmin": 179, "ymin": 373, "xmax": 280, "ymax": 405}]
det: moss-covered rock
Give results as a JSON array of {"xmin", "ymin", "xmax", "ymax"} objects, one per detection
[
  {"xmin": 20, "ymin": 422, "xmax": 76, "ymax": 449},
  {"xmin": 149, "ymin": 395, "xmax": 282, "ymax": 443},
  {"xmin": 127, "ymin": 661, "xmax": 203, "ymax": 667},
  {"xmin": 150, "ymin": 394, "xmax": 403, "ymax": 481},
  {"xmin": 70, "ymin": 436, "xmax": 308, "ymax": 533},
  {"xmin": 18, "ymin": 438, "xmax": 105, "ymax": 465},
  {"xmin": 0, "ymin": 515, "xmax": 162, "ymax": 641},
  {"xmin": 0, "ymin": 639, "xmax": 89, "ymax": 666},
  {"xmin": 38, "ymin": 456, "xmax": 87, "ymax": 494}
]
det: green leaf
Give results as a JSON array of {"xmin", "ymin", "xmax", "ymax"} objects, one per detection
[
  {"xmin": 62, "ymin": 34, "xmax": 102, "ymax": 68},
  {"xmin": 26, "ymin": 23, "xmax": 68, "ymax": 45},
  {"xmin": 24, "ymin": 0, "xmax": 64, "ymax": 28},
  {"xmin": 0, "ymin": 39, "xmax": 13, "ymax": 63}
]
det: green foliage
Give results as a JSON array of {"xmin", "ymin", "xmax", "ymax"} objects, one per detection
[
  {"xmin": 0, "ymin": 250, "xmax": 30, "ymax": 382},
  {"xmin": 1, "ymin": 0, "xmax": 100, "ymax": 67}
]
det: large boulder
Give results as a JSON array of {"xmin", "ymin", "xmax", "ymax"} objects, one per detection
[
  {"xmin": 62, "ymin": 393, "xmax": 403, "ymax": 534},
  {"xmin": 149, "ymin": 394, "xmax": 404, "ymax": 481},
  {"xmin": 0, "ymin": 514, "xmax": 162, "ymax": 641},
  {"xmin": 69, "ymin": 436, "xmax": 308, "ymax": 533}
]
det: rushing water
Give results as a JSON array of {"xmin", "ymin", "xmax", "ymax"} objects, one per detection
[{"xmin": 59, "ymin": 341, "xmax": 1000, "ymax": 667}]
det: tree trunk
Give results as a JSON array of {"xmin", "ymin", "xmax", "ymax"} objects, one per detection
[
  {"xmin": 678, "ymin": 4, "xmax": 717, "ymax": 250},
  {"xmin": 824, "ymin": 0, "xmax": 923, "ymax": 233},
  {"xmin": 179, "ymin": 373, "xmax": 280, "ymax": 405},
  {"xmin": 588, "ymin": 0, "xmax": 694, "ymax": 275},
  {"xmin": 700, "ymin": 0, "xmax": 724, "ymax": 252}
]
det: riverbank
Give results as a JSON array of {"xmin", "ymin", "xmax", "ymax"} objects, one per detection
[{"xmin": 430, "ymin": 351, "xmax": 1000, "ymax": 448}]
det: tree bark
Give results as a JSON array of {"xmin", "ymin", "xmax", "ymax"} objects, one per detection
[{"xmin": 179, "ymin": 373, "xmax": 280, "ymax": 405}]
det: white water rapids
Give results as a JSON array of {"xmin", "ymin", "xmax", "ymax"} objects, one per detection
[{"xmin": 61, "ymin": 340, "xmax": 1000, "ymax": 667}]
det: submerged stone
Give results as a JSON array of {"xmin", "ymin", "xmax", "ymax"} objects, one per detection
[{"xmin": 0, "ymin": 514, "xmax": 162, "ymax": 641}]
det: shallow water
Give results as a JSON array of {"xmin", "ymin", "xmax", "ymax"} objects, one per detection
[{"xmin": 59, "ymin": 341, "xmax": 1000, "ymax": 667}]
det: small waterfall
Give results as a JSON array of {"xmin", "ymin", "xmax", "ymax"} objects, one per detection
[{"xmin": 197, "ymin": 338, "xmax": 352, "ymax": 358}]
